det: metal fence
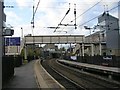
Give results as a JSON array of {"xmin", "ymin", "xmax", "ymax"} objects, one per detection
[{"xmin": 63, "ymin": 55, "xmax": 120, "ymax": 67}]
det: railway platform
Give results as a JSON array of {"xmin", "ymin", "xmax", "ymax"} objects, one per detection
[
  {"xmin": 3, "ymin": 59, "xmax": 64, "ymax": 89},
  {"xmin": 34, "ymin": 60, "xmax": 64, "ymax": 89},
  {"xmin": 3, "ymin": 60, "xmax": 38, "ymax": 89},
  {"xmin": 58, "ymin": 59, "xmax": 120, "ymax": 79}
]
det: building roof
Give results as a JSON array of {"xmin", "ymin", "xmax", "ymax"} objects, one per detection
[{"xmin": 98, "ymin": 12, "xmax": 118, "ymax": 23}]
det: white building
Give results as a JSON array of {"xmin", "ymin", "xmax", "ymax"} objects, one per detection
[
  {"xmin": 98, "ymin": 12, "xmax": 120, "ymax": 56},
  {"xmin": 73, "ymin": 12, "xmax": 120, "ymax": 56}
]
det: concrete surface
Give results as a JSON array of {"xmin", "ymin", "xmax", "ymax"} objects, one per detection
[
  {"xmin": 34, "ymin": 60, "xmax": 65, "ymax": 89},
  {"xmin": 3, "ymin": 60, "xmax": 38, "ymax": 89}
]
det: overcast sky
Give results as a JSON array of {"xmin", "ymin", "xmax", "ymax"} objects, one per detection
[{"xmin": 4, "ymin": 0, "xmax": 119, "ymax": 37}]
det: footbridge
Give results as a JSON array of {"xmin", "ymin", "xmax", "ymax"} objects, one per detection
[
  {"xmin": 23, "ymin": 35, "xmax": 85, "ymax": 60},
  {"xmin": 23, "ymin": 35, "xmax": 104, "ymax": 60},
  {"xmin": 24, "ymin": 35, "xmax": 85, "ymax": 44}
]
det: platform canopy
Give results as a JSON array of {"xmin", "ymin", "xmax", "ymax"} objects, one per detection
[{"xmin": 24, "ymin": 35, "xmax": 85, "ymax": 44}]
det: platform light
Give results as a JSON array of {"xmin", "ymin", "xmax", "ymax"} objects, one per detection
[{"xmin": 3, "ymin": 28, "xmax": 14, "ymax": 36}]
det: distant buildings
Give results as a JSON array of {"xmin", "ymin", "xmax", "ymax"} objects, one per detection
[
  {"xmin": 98, "ymin": 12, "xmax": 120, "ymax": 56},
  {"xmin": 84, "ymin": 30, "xmax": 106, "ymax": 56},
  {"xmin": 43, "ymin": 44, "xmax": 58, "ymax": 51},
  {"xmin": 73, "ymin": 12, "xmax": 120, "ymax": 56},
  {"xmin": 42, "ymin": 44, "xmax": 66, "ymax": 58}
]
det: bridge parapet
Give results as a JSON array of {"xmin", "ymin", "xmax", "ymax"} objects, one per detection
[{"xmin": 24, "ymin": 35, "xmax": 85, "ymax": 44}]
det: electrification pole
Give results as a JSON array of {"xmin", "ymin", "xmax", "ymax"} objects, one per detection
[
  {"xmin": 32, "ymin": 0, "xmax": 35, "ymax": 60},
  {"xmin": 84, "ymin": 26, "xmax": 94, "ymax": 56}
]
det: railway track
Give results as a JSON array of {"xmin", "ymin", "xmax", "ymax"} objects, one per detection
[
  {"xmin": 42, "ymin": 59, "xmax": 82, "ymax": 89},
  {"xmin": 42, "ymin": 59, "xmax": 120, "ymax": 89}
]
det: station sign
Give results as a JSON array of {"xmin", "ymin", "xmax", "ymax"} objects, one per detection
[{"xmin": 5, "ymin": 37, "xmax": 20, "ymax": 46}]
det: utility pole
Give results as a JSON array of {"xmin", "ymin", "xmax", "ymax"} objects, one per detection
[
  {"xmin": 32, "ymin": 0, "xmax": 35, "ymax": 60},
  {"xmin": 99, "ymin": 27, "xmax": 102, "ymax": 56},
  {"xmin": 0, "ymin": 1, "xmax": 3, "ymax": 89},
  {"xmin": 84, "ymin": 26, "xmax": 94, "ymax": 56},
  {"xmin": 31, "ymin": 0, "xmax": 41, "ymax": 59},
  {"xmin": 74, "ymin": 4, "xmax": 77, "ymax": 29},
  {"xmin": 30, "ymin": 0, "xmax": 37, "ymax": 60}
]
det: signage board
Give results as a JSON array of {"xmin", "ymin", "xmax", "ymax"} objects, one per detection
[
  {"xmin": 5, "ymin": 37, "xmax": 20, "ymax": 46},
  {"xmin": 70, "ymin": 56, "xmax": 77, "ymax": 60}
]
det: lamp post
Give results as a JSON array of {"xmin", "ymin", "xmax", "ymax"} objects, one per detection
[
  {"xmin": 21, "ymin": 27, "xmax": 25, "ymax": 63},
  {"xmin": 21, "ymin": 27, "xmax": 23, "ymax": 40}
]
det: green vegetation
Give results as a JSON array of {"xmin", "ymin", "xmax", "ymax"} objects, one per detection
[{"xmin": 20, "ymin": 45, "xmax": 41, "ymax": 60}]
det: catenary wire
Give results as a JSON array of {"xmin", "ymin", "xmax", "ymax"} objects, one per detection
[
  {"xmin": 70, "ymin": 0, "xmax": 103, "ymax": 23},
  {"xmin": 79, "ymin": 4, "xmax": 120, "ymax": 27},
  {"xmin": 54, "ymin": 3, "xmax": 70, "ymax": 32},
  {"xmin": 60, "ymin": 0, "xmax": 102, "ymax": 32}
]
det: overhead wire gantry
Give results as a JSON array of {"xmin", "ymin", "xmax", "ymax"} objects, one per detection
[{"xmin": 54, "ymin": 3, "xmax": 77, "ymax": 33}]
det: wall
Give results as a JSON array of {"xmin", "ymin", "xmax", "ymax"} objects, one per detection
[
  {"xmin": 98, "ymin": 13, "xmax": 120, "ymax": 56},
  {"xmin": 0, "ymin": 1, "xmax": 3, "ymax": 89},
  {"xmin": 105, "ymin": 17, "xmax": 119, "ymax": 49},
  {"xmin": 118, "ymin": 1, "xmax": 120, "ymax": 55},
  {"xmin": 5, "ymin": 46, "xmax": 20, "ymax": 55}
]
